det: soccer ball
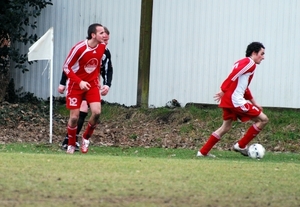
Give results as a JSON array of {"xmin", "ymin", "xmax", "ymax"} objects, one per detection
[{"xmin": 248, "ymin": 143, "xmax": 265, "ymax": 159}]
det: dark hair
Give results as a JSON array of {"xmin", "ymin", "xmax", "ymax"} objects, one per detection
[
  {"xmin": 245, "ymin": 42, "xmax": 265, "ymax": 57},
  {"xmin": 104, "ymin": 26, "xmax": 110, "ymax": 35},
  {"xmin": 86, "ymin": 23, "xmax": 103, "ymax": 40}
]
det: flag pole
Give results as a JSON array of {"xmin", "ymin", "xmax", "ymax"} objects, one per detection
[
  {"xmin": 27, "ymin": 27, "xmax": 54, "ymax": 143},
  {"xmin": 49, "ymin": 28, "xmax": 54, "ymax": 143},
  {"xmin": 49, "ymin": 58, "xmax": 53, "ymax": 143}
]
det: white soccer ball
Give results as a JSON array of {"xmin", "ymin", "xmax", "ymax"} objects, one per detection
[{"xmin": 248, "ymin": 143, "xmax": 265, "ymax": 159}]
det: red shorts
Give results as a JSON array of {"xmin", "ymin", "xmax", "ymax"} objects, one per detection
[
  {"xmin": 222, "ymin": 103, "xmax": 261, "ymax": 122},
  {"xmin": 66, "ymin": 83, "xmax": 101, "ymax": 109}
]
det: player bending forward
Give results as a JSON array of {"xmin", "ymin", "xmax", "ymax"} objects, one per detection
[{"xmin": 197, "ymin": 42, "xmax": 269, "ymax": 157}]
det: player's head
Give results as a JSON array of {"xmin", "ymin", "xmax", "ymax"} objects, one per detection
[
  {"xmin": 104, "ymin": 26, "xmax": 110, "ymax": 35},
  {"xmin": 87, "ymin": 23, "xmax": 103, "ymax": 40},
  {"xmin": 103, "ymin": 26, "xmax": 110, "ymax": 45},
  {"xmin": 245, "ymin": 42, "xmax": 265, "ymax": 57},
  {"xmin": 246, "ymin": 42, "xmax": 265, "ymax": 64}
]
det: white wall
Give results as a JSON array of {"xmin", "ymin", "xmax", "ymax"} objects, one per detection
[
  {"xmin": 11, "ymin": 0, "xmax": 300, "ymax": 108},
  {"xmin": 149, "ymin": 0, "xmax": 300, "ymax": 108},
  {"xmin": 11, "ymin": 0, "xmax": 141, "ymax": 106}
]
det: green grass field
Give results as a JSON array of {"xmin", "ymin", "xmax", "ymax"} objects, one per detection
[{"xmin": 1, "ymin": 144, "xmax": 300, "ymax": 207}]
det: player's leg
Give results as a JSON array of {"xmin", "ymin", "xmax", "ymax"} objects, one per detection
[
  {"xmin": 197, "ymin": 119, "xmax": 233, "ymax": 157},
  {"xmin": 65, "ymin": 89, "xmax": 82, "ymax": 154},
  {"xmin": 74, "ymin": 100, "xmax": 89, "ymax": 150},
  {"xmin": 61, "ymin": 134, "xmax": 69, "ymax": 150},
  {"xmin": 197, "ymin": 108, "xmax": 234, "ymax": 157},
  {"xmin": 77, "ymin": 100, "xmax": 89, "ymax": 134},
  {"xmin": 66, "ymin": 108, "xmax": 80, "ymax": 153},
  {"xmin": 237, "ymin": 111, "xmax": 269, "ymax": 148},
  {"xmin": 61, "ymin": 100, "xmax": 89, "ymax": 150},
  {"xmin": 81, "ymin": 87, "xmax": 101, "ymax": 153},
  {"xmin": 83, "ymin": 102, "xmax": 101, "ymax": 139},
  {"xmin": 234, "ymin": 104, "xmax": 269, "ymax": 155},
  {"xmin": 80, "ymin": 102, "xmax": 101, "ymax": 153}
]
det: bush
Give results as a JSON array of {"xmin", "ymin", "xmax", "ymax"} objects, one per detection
[{"xmin": 0, "ymin": 0, "xmax": 53, "ymax": 101}]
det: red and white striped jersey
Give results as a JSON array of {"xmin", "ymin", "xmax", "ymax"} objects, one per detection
[
  {"xmin": 63, "ymin": 39, "xmax": 106, "ymax": 85},
  {"xmin": 219, "ymin": 57, "xmax": 256, "ymax": 108}
]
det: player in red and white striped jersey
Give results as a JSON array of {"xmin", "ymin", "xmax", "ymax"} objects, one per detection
[
  {"xmin": 58, "ymin": 26, "xmax": 113, "ymax": 151},
  {"xmin": 197, "ymin": 42, "xmax": 269, "ymax": 157},
  {"xmin": 63, "ymin": 23, "xmax": 106, "ymax": 154}
]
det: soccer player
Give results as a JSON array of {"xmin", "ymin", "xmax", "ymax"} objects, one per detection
[
  {"xmin": 62, "ymin": 23, "xmax": 106, "ymax": 154},
  {"xmin": 58, "ymin": 26, "xmax": 113, "ymax": 151},
  {"xmin": 197, "ymin": 42, "xmax": 269, "ymax": 157}
]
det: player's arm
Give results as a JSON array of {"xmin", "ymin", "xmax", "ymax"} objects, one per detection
[
  {"xmin": 100, "ymin": 49, "xmax": 113, "ymax": 96},
  {"xmin": 63, "ymin": 46, "xmax": 83, "ymax": 85},
  {"xmin": 58, "ymin": 71, "xmax": 68, "ymax": 94},
  {"xmin": 104, "ymin": 49, "xmax": 113, "ymax": 87},
  {"xmin": 249, "ymin": 98, "xmax": 263, "ymax": 111},
  {"xmin": 214, "ymin": 91, "xmax": 224, "ymax": 103},
  {"xmin": 62, "ymin": 46, "xmax": 91, "ymax": 90}
]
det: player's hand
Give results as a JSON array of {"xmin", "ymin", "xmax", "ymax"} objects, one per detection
[
  {"xmin": 58, "ymin": 85, "xmax": 66, "ymax": 94},
  {"xmin": 79, "ymin": 81, "xmax": 91, "ymax": 91},
  {"xmin": 214, "ymin": 91, "xmax": 224, "ymax": 103},
  {"xmin": 255, "ymin": 104, "xmax": 263, "ymax": 111},
  {"xmin": 100, "ymin": 85, "xmax": 110, "ymax": 96}
]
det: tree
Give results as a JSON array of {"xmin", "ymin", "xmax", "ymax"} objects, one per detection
[{"xmin": 0, "ymin": 0, "xmax": 53, "ymax": 102}]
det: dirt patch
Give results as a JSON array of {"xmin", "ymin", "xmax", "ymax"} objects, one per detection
[{"xmin": 0, "ymin": 101, "xmax": 299, "ymax": 153}]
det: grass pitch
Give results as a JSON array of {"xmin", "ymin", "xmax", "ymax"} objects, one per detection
[{"xmin": 0, "ymin": 145, "xmax": 300, "ymax": 207}]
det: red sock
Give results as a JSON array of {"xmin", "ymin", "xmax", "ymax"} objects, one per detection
[
  {"xmin": 83, "ymin": 122, "xmax": 96, "ymax": 140},
  {"xmin": 238, "ymin": 124, "xmax": 261, "ymax": 148},
  {"xmin": 67, "ymin": 125, "xmax": 77, "ymax": 146},
  {"xmin": 200, "ymin": 133, "xmax": 220, "ymax": 155}
]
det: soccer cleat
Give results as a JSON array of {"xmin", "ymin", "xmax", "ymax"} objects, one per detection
[
  {"xmin": 75, "ymin": 135, "xmax": 80, "ymax": 151},
  {"xmin": 61, "ymin": 137, "xmax": 68, "ymax": 150},
  {"xmin": 233, "ymin": 143, "xmax": 248, "ymax": 156},
  {"xmin": 81, "ymin": 138, "xmax": 90, "ymax": 153},
  {"xmin": 75, "ymin": 142, "xmax": 80, "ymax": 151},
  {"xmin": 66, "ymin": 145, "xmax": 75, "ymax": 154},
  {"xmin": 196, "ymin": 151, "xmax": 216, "ymax": 158}
]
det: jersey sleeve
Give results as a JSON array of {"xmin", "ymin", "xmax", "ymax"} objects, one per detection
[
  {"xmin": 101, "ymin": 49, "xmax": 113, "ymax": 87},
  {"xmin": 62, "ymin": 45, "xmax": 82, "ymax": 84},
  {"xmin": 220, "ymin": 77, "xmax": 231, "ymax": 93},
  {"xmin": 220, "ymin": 58, "xmax": 253, "ymax": 92},
  {"xmin": 59, "ymin": 71, "xmax": 68, "ymax": 86}
]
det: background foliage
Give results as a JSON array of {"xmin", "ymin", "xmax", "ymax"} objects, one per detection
[{"xmin": 0, "ymin": 0, "xmax": 52, "ymax": 102}]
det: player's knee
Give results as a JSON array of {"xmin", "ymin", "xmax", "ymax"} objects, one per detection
[
  {"xmin": 261, "ymin": 113, "xmax": 269, "ymax": 124},
  {"xmin": 69, "ymin": 116, "xmax": 79, "ymax": 126},
  {"xmin": 262, "ymin": 116, "xmax": 269, "ymax": 125},
  {"xmin": 94, "ymin": 113, "xmax": 100, "ymax": 120},
  {"xmin": 257, "ymin": 114, "xmax": 269, "ymax": 129}
]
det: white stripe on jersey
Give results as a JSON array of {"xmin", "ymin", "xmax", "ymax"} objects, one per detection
[
  {"xmin": 63, "ymin": 40, "xmax": 86, "ymax": 73},
  {"xmin": 231, "ymin": 58, "xmax": 254, "ymax": 81}
]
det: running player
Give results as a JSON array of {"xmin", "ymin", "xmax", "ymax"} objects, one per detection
[{"xmin": 197, "ymin": 42, "xmax": 269, "ymax": 157}]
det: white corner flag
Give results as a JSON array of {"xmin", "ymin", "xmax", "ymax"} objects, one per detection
[
  {"xmin": 28, "ymin": 27, "xmax": 54, "ymax": 143},
  {"xmin": 28, "ymin": 27, "xmax": 53, "ymax": 61}
]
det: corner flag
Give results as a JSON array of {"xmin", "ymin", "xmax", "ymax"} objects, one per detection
[
  {"xmin": 28, "ymin": 27, "xmax": 54, "ymax": 143},
  {"xmin": 28, "ymin": 27, "xmax": 53, "ymax": 61}
]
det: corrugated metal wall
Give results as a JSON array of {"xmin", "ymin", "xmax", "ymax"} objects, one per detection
[
  {"xmin": 11, "ymin": 0, "xmax": 141, "ymax": 106},
  {"xmin": 11, "ymin": 0, "xmax": 300, "ymax": 108},
  {"xmin": 149, "ymin": 0, "xmax": 300, "ymax": 108}
]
